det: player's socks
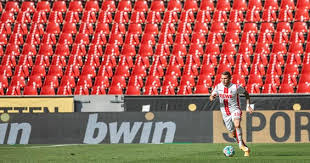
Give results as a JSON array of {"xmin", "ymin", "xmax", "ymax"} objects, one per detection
[
  {"xmin": 230, "ymin": 130, "xmax": 237, "ymax": 142},
  {"xmin": 235, "ymin": 128, "xmax": 243, "ymax": 147}
]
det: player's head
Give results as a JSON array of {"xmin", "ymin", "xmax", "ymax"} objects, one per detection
[{"xmin": 221, "ymin": 71, "xmax": 231, "ymax": 86}]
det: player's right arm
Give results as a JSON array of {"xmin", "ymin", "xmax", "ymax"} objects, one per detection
[{"xmin": 210, "ymin": 85, "xmax": 218, "ymax": 101}]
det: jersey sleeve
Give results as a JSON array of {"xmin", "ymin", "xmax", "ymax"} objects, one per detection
[
  {"xmin": 211, "ymin": 85, "xmax": 218, "ymax": 95},
  {"xmin": 237, "ymin": 85, "xmax": 246, "ymax": 94}
]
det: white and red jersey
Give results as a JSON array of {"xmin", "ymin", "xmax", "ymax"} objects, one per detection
[{"xmin": 211, "ymin": 82, "xmax": 246, "ymax": 117}]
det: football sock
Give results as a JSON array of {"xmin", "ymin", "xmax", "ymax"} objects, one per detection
[{"xmin": 236, "ymin": 128, "xmax": 243, "ymax": 147}]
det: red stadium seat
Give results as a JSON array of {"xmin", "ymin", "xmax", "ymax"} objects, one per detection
[
  {"xmin": 130, "ymin": 11, "xmax": 146, "ymax": 23},
  {"xmin": 31, "ymin": 65, "xmax": 46, "ymax": 77},
  {"xmin": 48, "ymin": 11, "xmax": 64, "ymax": 23},
  {"xmin": 128, "ymin": 75, "xmax": 144, "ymax": 88},
  {"xmin": 69, "ymin": 1, "xmax": 83, "ymax": 12},
  {"xmin": 65, "ymin": 11, "xmax": 82, "ymax": 23},
  {"xmin": 297, "ymin": 83, "xmax": 310, "ymax": 93},
  {"xmin": 10, "ymin": 76, "xmax": 26, "ymax": 87},
  {"xmin": 34, "ymin": 55, "xmax": 50, "ymax": 67},
  {"xmin": 77, "ymin": 75, "xmax": 93, "ymax": 88},
  {"xmin": 57, "ymin": 86, "xmax": 73, "ymax": 95},
  {"xmin": 5, "ymin": 1, "xmax": 19, "ymax": 12},
  {"xmin": 249, "ymin": 64, "xmax": 266, "ymax": 76},
  {"xmin": 262, "ymin": 84, "xmax": 278, "ymax": 94},
  {"xmin": 278, "ymin": 9, "xmax": 293, "ymax": 22},
  {"xmin": 247, "ymin": 0, "xmax": 261, "ymax": 10},
  {"xmin": 97, "ymin": 65, "xmax": 113, "ymax": 78},
  {"xmin": 160, "ymin": 85, "xmax": 176, "ymax": 95},
  {"xmin": 295, "ymin": 9, "xmax": 309, "ymax": 21},
  {"xmin": 102, "ymin": 1, "xmax": 116, "ymax": 12},
  {"xmin": 180, "ymin": 75, "xmax": 195, "ymax": 87},
  {"xmin": 44, "ymin": 75, "xmax": 59, "ymax": 88},
  {"xmin": 74, "ymin": 85, "xmax": 90, "ymax": 95},
  {"xmin": 131, "ymin": 65, "xmax": 147, "ymax": 77},
  {"xmin": 40, "ymin": 85, "xmax": 55, "ymax": 95},
  {"xmin": 297, "ymin": 0, "xmax": 310, "ymax": 9},
  {"xmin": 235, "ymin": 54, "xmax": 251, "ymax": 65},
  {"xmin": 298, "ymin": 74, "xmax": 310, "ymax": 84},
  {"xmin": 27, "ymin": 75, "xmax": 42, "ymax": 88},
  {"xmin": 267, "ymin": 64, "xmax": 282, "ymax": 76},
  {"xmin": 6, "ymin": 86, "xmax": 21, "ymax": 96},
  {"xmin": 146, "ymin": 11, "xmax": 162, "ymax": 23},
  {"xmin": 195, "ymin": 84, "xmax": 210, "ymax": 94},
  {"xmin": 177, "ymin": 85, "xmax": 193, "ymax": 95},
  {"xmin": 217, "ymin": 64, "xmax": 232, "ymax": 75},
  {"xmin": 282, "ymin": 74, "xmax": 298, "ymax": 87},
  {"xmin": 14, "ymin": 65, "xmax": 29, "ymax": 77},
  {"xmin": 52, "ymin": 1, "xmax": 66, "ymax": 12},
  {"xmin": 51, "ymin": 55, "xmax": 66, "ymax": 67},
  {"xmin": 247, "ymin": 74, "xmax": 263, "ymax": 86},
  {"xmin": 279, "ymin": 84, "xmax": 295, "ymax": 93},
  {"xmin": 134, "ymin": 0, "xmax": 148, "ymax": 12},
  {"xmin": 163, "ymin": 75, "xmax": 179, "ymax": 87},
  {"xmin": 126, "ymin": 86, "xmax": 141, "ymax": 95},
  {"xmin": 111, "ymin": 75, "xmax": 127, "ymax": 88},
  {"xmin": 24, "ymin": 85, "xmax": 38, "ymax": 95},
  {"xmin": 233, "ymin": 64, "xmax": 249, "ymax": 76},
  {"xmin": 85, "ymin": 1, "xmax": 99, "ymax": 12},
  {"xmin": 232, "ymin": 74, "xmax": 246, "ymax": 87},
  {"xmin": 233, "ymin": 0, "xmax": 248, "ymax": 11},
  {"xmin": 145, "ymin": 76, "xmax": 161, "ymax": 88},
  {"xmin": 213, "ymin": 10, "xmax": 229, "ymax": 22},
  {"xmin": 200, "ymin": 0, "xmax": 214, "ymax": 11},
  {"xmin": 60, "ymin": 75, "xmax": 76, "ymax": 88},
  {"xmin": 245, "ymin": 9, "xmax": 261, "ymax": 22},
  {"xmin": 143, "ymin": 86, "xmax": 159, "ymax": 95},
  {"xmin": 91, "ymin": 86, "xmax": 106, "ymax": 95},
  {"xmin": 37, "ymin": 1, "xmax": 50, "ymax": 12},
  {"xmin": 0, "ymin": 65, "xmax": 12, "ymax": 77},
  {"xmin": 196, "ymin": 10, "xmax": 212, "ymax": 23},
  {"xmin": 265, "ymin": 74, "xmax": 281, "ymax": 86},
  {"xmin": 197, "ymin": 74, "xmax": 213, "ymax": 87},
  {"xmin": 246, "ymin": 84, "xmax": 261, "ymax": 94},
  {"xmin": 284, "ymin": 64, "xmax": 299, "ymax": 75},
  {"xmin": 0, "ymin": 75, "xmax": 8, "ymax": 88},
  {"xmin": 108, "ymin": 85, "xmax": 124, "ymax": 95}
]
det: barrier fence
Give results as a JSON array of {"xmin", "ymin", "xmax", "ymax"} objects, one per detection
[
  {"xmin": 0, "ymin": 111, "xmax": 309, "ymax": 144},
  {"xmin": 0, "ymin": 97, "xmax": 74, "ymax": 113}
]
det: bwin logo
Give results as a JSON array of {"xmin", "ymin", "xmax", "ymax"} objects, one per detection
[
  {"xmin": 83, "ymin": 114, "xmax": 176, "ymax": 144},
  {"xmin": 0, "ymin": 123, "xmax": 31, "ymax": 144}
]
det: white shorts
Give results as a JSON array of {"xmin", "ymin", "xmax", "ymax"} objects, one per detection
[{"xmin": 222, "ymin": 109, "xmax": 242, "ymax": 132}]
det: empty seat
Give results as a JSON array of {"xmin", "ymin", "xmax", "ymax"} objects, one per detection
[
  {"xmin": 297, "ymin": 83, "xmax": 310, "ymax": 93},
  {"xmin": 40, "ymin": 85, "xmax": 55, "ymax": 95},
  {"xmin": 279, "ymin": 84, "xmax": 295, "ymax": 93},
  {"xmin": 126, "ymin": 86, "xmax": 141, "ymax": 95},
  {"xmin": 195, "ymin": 84, "xmax": 210, "ymax": 94},
  {"xmin": 262, "ymin": 84, "xmax": 278, "ymax": 94},
  {"xmin": 177, "ymin": 85, "xmax": 193, "ymax": 95},
  {"xmin": 24, "ymin": 85, "xmax": 38, "ymax": 95}
]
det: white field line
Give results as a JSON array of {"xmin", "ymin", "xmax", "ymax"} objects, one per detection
[{"xmin": 0, "ymin": 144, "xmax": 84, "ymax": 149}]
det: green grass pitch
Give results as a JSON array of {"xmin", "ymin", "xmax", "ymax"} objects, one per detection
[{"xmin": 0, "ymin": 143, "xmax": 310, "ymax": 163}]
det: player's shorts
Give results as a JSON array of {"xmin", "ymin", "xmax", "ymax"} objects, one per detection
[{"xmin": 222, "ymin": 109, "xmax": 242, "ymax": 132}]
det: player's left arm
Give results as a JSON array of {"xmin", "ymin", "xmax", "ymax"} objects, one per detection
[
  {"xmin": 244, "ymin": 91, "xmax": 253, "ymax": 114},
  {"xmin": 237, "ymin": 85, "xmax": 253, "ymax": 114}
]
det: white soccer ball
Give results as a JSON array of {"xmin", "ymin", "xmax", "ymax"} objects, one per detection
[{"xmin": 223, "ymin": 145, "xmax": 235, "ymax": 157}]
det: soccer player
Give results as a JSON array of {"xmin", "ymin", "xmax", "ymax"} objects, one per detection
[{"xmin": 210, "ymin": 71, "xmax": 253, "ymax": 157}]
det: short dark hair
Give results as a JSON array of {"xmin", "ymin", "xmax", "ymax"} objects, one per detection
[{"xmin": 221, "ymin": 71, "xmax": 231, "ymax": 78}]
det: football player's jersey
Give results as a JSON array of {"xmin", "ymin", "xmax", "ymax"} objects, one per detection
[{"xmin": 211, "ymin": 82, "xmax": 245, "ymax": 116}]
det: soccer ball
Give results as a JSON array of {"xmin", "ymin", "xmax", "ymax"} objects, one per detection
[{"xmin": 223, "ymin": 146, "xmax": 235, "ymax": 157}]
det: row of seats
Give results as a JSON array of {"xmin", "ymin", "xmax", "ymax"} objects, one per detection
[
  {"xmin": 1, "ymin": 72, "xmax": 310, "ymax": 95},
  {"xmin": 0, "ymin": 0, "xmax": 309, "ymax": 95},
  {"xmin": 1, "ymin": 0, "xmax": 309, "ymax": 13}
]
